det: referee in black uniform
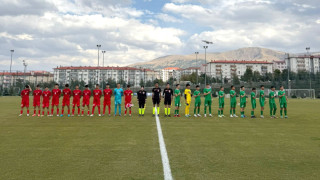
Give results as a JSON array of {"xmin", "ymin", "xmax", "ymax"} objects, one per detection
[
  {"xmin": 163, "ymin": 83, "xmax": 173, "ymax": 117},
  {"xmin": 137, "ymin": 86, "xmax": 147, "ymax": 116},
  {"xmin": 152, "ymin": 83, "xmax": 161, "ymax": 117}
]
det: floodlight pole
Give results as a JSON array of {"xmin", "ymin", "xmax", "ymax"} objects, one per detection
[
  {"xmin": 195, "ymin": 52, "xmax": 199, "ymax": 85},
  {"xmin": 97, "ymin": 45, "xmax": 101, "ymax": 66},
  {"xmin": 102, "ymin": 50, "xmax": 106, "ymax": 67},
  {"xmin": 203, "ymin": 46, "xmax": 208, "ymax": 85},
  {"xmin": 306, "ymin": 47, "xmax": 311, "ymax": 90}
]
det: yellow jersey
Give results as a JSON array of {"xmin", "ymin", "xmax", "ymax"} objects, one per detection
[{"xmin": 184, "ymin": 89, "xmax": 192, "ymax": 102}]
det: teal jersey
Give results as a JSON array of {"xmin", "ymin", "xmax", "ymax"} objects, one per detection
[
  {"xmin": 203, "ymin": 88, "xmax": 212, "ymax": 101},
  {"xmin": 218, "ymin": 91, "xmax": 224, "ymax": 103},
  {"xmin": 194, "ymin": 90, "xmax": 201, "ymax": 102},
  {"xmin": 230, "ymin": 90, "xmax": 236, "ymax": 102},
  {"xmin": 114, "ymin": 88, "xmax": 124, "ymax": 103}
]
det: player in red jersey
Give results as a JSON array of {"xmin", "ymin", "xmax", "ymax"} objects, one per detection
[
  {"xmin": 61, "ymin": 84, "xmax": 72, "ymax": 117},
  {"xmin": 103, "ymin": 83, "xmax": 112, "ymax": 116},
  {"xmin": 32, "ymin": 85, "xmax": 42, "ymax": 116},
  {"xmin": 19, "ymin": 85, "xmax": 32, "ymax": 116},
  {"xmin": 124, "ymin": 85, "xmax": 133, "ymax": 116},
  {"xmin": 42, "ymin": 87, "xmax": 51, "ymax": 116},
  {"xmin": 72, "ymin": 85, "xmax": 82, "ymax": 116},
  {"xmin": 91, "ymin": 84, "xmax": 102, "ymax": 116},
  {"xmin": 82, "ymin": 85, "xmax": 91, "ymax": 116},
  {"xmin": 51, "ymin": 83, "xmax": 61, "ymax": 116}
]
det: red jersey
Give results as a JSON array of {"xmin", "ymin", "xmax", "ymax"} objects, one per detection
[
  {"xmin": 93, "ymin": 89, "xmax": 102, "ymax": 100},
  {"xmin": 42, "ymin": 90, "xmax": 51, "ymax": 103},
  {"xmin": 73, "ymin": 89, "xmax": 82, "ymax": 100},
  {"xmin": 124, "ymin": 89, "xmax": 133, "ymax": 102},
  {"xmin": 21, "ymin": 89, "xmax": 31, "ymax": 100},
  {"xmin": 52, "ymin": 89, "xmax": 61, "ymax": 101},
  {"xmin": 62, "ymin": 88, "xmax": 72, "ymax": 101},
  {"xmin": 103, "ymin": 89, "xmax": 112, "ymax": 101},
  {"xmin": 83, "ymin": 89, "xmax": 91, "ymax": 100},
  {"xmin": 33, "ymin": 89, "xmax": 42, "ymax": 102}
]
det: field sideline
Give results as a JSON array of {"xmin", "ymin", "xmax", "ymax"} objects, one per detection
[{"xmin": 0, "ymin": 96, "xmax": 320, "ymax": 179}]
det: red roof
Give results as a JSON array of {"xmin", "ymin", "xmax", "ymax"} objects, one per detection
[
  {"xmin": 210, "ymin": 60, "xmax": 273, "ymax": 64},
  {"xmin": 163, "ymin": 67, "xmax": 181, "ymax": 70},
  {"xmin": 1, "ymin": 71, "xmax": 52, "ymax": 76},
  {"xmin": 54, "ymin": 66, "xmax": 140, "ymax": 70}
]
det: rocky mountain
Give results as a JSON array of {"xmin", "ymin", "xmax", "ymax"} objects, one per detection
[{"xmin": 129, "ymin": 47, "xmax": 286, "ymax": 69}]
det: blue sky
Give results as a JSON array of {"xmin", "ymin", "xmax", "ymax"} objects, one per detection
[{"xmin": 0, "ymin": 0, "xmax": 319, "ymax": 71}]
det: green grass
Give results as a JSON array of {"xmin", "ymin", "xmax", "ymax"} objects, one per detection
[{"xmin": 0, "ymin": 96, "xmax": 320, "ymax": 179}]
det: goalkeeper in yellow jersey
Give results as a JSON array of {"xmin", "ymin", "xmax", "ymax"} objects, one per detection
[{"xmin": 184, "ymin": 84, "xmax": 192, "ymax": 117}]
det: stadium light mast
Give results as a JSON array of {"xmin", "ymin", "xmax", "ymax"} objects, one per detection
[
  {"xmin": 306, "ymin": 47, "xmax": 311, "ymax": 90},
  {"xmin": 23, "ymin": 60, "xmax": 27, "ymax": 84},
  {"xmin": 10, "ymin": 50, "xmax": 14, "ymax": 73},
  {"xmin": 195, "ymin": 52, "xmax": 199, "ymax": 85},
  {"xmin": 97, "ymin": 45, "xmax": 101, "ymax": 66},
  {"xmin": 202, "ymin": 40, "xmax": 213, "ymax": 86},
  {"xmin": 102, "ymin": 50, "xmax": 106, "ymax": 67}
]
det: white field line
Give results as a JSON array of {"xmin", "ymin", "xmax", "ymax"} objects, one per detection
[{"xmin": 155, "ymin": 106, "xmax": 173, "ymax": 180}]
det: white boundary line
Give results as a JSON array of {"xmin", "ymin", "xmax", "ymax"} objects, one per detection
[{"xmin": 155, "ymin": 106, "xmax": 173, "ymax": 180}]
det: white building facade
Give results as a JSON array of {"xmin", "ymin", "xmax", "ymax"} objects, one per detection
[
  {"xmin": 161, "ymin": 67, "xmax": 182, "ymax": 82},
  {"xmin": 286, "ymin": 54, "xmax": 320, "ymax": 73},
  {"xmin": 201, "ymin": 60, "xmax": 273, "ymax": 79},
  {"xmin": 273, "ymin": 60, "xmax": 287, "ymax": 71}
]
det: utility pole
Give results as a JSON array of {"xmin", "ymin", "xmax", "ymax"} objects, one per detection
[
  {"xmin": 102, "ymin": 50, "xmax": 106, "ymax": 67},
  {"xmin": 23, "ymin": 60, "xmax": 27, "ymax": 85},
  {"xmin": 97, "ymin": 45, "xmax": 101, "ymax": 66},
  {"xmin": 195, "ymin": 52, "xmax": 199, "ymax": 85}
]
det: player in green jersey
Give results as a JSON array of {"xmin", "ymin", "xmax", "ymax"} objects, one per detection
[
  {"xmin": 251, "ymin": 88, "xmax": 257, "ymax": 118},
  {"xmin": 203, "ymin": 84, "xmax": 213, "ymax": 117},
  {"xmin": 174, "ymin": 84, "xmax": 181, "ymax": 117},
  {"xmin": 218, "ymin": 86, "xmax": 225, "ymax": 118},
  {"xmin": 269, "ymin": 86, "xmax": 277, "ymax": 118},
  {"xmin": 193, "ymin": 85, "xmax": 201, "ymax": 117},
  {"xmin": 278, "ymin": 85, "xmax": 288, "ymax": 118},
  {"xmin": 259, "ymin": 85, "xmax": 265, "ymax": 118},
  {"xmin": 240, "ymin": 86, "xmax": 247, "ymax": 118},
  {"xmin": 229, "ymin": 85, "xmax": 238, "ymax": 117}
]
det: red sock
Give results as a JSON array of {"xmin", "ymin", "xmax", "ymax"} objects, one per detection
[
  {"xmin": 57, "ymin": 108, "xmax": 59, "ymax": 115},
  {"xmin": 103, "ymin": 105, "xmax": 106, "ymax": 114},
  {"xmin": 62, "ymin": 109, "xmax": 64, "ymax": 115},
  {"xmin": 20, "ymin": 110, "xmax": 23, "ymax": 114},
  {"xmin": 87, "ymin": 110, "xmax": 90, "ymax": 115},
  {"xmin": 78, "ymin": 107, "xmax": 80, "ymax": 115},
  {"xmin": 34, "ymin": 110, "xmax": 36, "ymax": 114},
  {"xmin": 27, "ymin": 110, "xmax": 29, "ymax": 114},
  {"xmin": 82, "ymin": 109, "xmax": 84, "ymax": 115},
  {"xmin": 47, "ymin": 110, "xmax": 49, "ymax": 115},
  {"xmin": 51, "ymin": 108, "xmax": 54, "ymax": 115},
  {"xmin": 98, "ymin": 106, "xmax": 100, "ymax": 114},
  {"xmin": 130, "ymin": 109, "xmax": 131, "ymax": 115},
  {"xmin": 72, "ymin": 108, "xmax": 75, "ymax": 115},
  {"xmin": 38, "ymin": 110, "xmax": 41, "ymax": 115},
  {"xmin": 42, "ymin": 110, "xmax": 44, "ymax": 115},
  {"xmin": 92, "ymin": 106, "xmax": 95, "ymax": 114},
  {"xmin": 68, "ymin": 109, "xmax": 70, "ymax": 115},
  {"xmin": 108, "ymin": 106, "xmax": 111, "ymax": 115}
]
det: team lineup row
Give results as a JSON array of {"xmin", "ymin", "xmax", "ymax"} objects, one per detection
[{"xmin": 19, "ymin": 82, "xmax": 288, "ymax": 119}]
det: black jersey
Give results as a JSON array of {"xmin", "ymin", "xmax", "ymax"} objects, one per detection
[
  {"xmin": 137, "ymin": 90, "xmax": 147, "ymax": 101},
  {"xmin": 152, "ymin": 87, "xmax": 161, "ymax": 99},
  {"xmin": 163, "ymin": 88, "xmax": 173, "ymax": 99}
]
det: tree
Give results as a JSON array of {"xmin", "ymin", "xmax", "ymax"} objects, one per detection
[
  {"xmin": 139, "ymin": 78, "xmax": 144, "ymax": 87},
  {"xmin": 232, "ymin": 74, "xmax": 240, "ymax": 85},
  {"xmin": 252, "ymin": 71, "xmax": 261, "ymax": 82},
  {"xmin": 241, "ymin": 68, "xmax": 253, "ymax": 82},
  {"xmin": 274, "ymin": 69, "xmax": 281, "ymax": 82}
]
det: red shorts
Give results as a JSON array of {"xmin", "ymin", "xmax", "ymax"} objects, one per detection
[
  {"xmin": 33, "ymin": 100, "xmax": 40, "ymax": 107},
  {"xmin": 62, "ymin": 99, "xmax": 70, "ymax": 106},
  {"xmin": 52, "ymin": 99, "xmax": 59, "ymax": 106},
  {"xmin": 125, "ymin": 101, "xmax": 132, "ymax": 108},
  {"xmin": 93, "ymin": 99, "xmax": 100, "ymax": 107},
  {"xmin": 82, "ymin": 99, "xmax": 90, "ymax": 106},
  {"xmin": 21, "ymin": 99, "xmax": 29, "ymax": 108},
  {"xmin": 73, "ymin": 100, "xmax": 80, "ymax": 107},
  {"xmin": 42, "ymin": 101, "xmax": 50, "ymax": 108},
  {"xmin": 103, "ymin": 100, "xmax": 111, "ymax": 106}
]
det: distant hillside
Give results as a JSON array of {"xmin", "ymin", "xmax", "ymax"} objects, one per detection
[{"xmin": 129, "ymin": 47, "xmax": 286, "ymax": 69}]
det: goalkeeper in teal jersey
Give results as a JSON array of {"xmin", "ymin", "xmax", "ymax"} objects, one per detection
[
  {"xmin": 239, "ymin": 86, "xmax": 247, "ymax": 118},
  {"xmin": 278, "ymin": 85, "xmax": 288, "ymax": 118},
  {"xmin": 229, "ymin": 85, "xmax": 238, "ymax": 117},
  {"xmin": 269, "ymin": 86, "xmax": 277, "ymax": 118},
  {"xmin": 250, "ymin": 88, "xmax": 257, "ymax": 118},
  {"xmin": 193, "ymin": 85, "xmax": 201, "ymax": 117},
  {"xmin": 218, "ymin": 86, "xmax": 225, "ymax": 118}
]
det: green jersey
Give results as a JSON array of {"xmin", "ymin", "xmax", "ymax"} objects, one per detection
[
  {"xmin": 251, "ymin": 92, "xmax": 256, "ymax": 103},
  {"xmin": 240, "ymin": 90, "xmax": 246, "ymax": 103},
  {"xmin": 278, "ymin": 90, "xmax": 286, "ymax": 103},
  {"xmin": 174, "ymin": 89, "xmax": 181, "ymax": 101},
  {"xmin": 230, "ymin": 90, "xmax": 236, "ymax": 102},
  {"xmin": 269, "ymin": 91, "xmax": 275, "ymax": 103},
  {"xmin": 259, "ymin": 90, "xmax": 265, "ymax": 101},
  {"xmin": 218, "ymin": 91, "xmax": 224, "ymax": 103},
  {"xmin": 194, "ymin": 90, "xmax": 201, "ymax": 102},
  {"xmin": 203, "ymin": 88, "xmax": 212, "ymax": 101}
]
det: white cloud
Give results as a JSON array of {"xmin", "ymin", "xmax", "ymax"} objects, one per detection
[{"xmin": 155, "ymin": 13, "xmax": 183, "ymax": 23}]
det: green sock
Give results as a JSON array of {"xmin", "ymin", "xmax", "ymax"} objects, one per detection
[
  {"xmin": 273, "ymin": 109, "xmax": 276, "ymax": 115},
  {"xmin": 209, "ymin": 105, "xmax": 211, "ymax": 114},
  {"xmin": 165, "ymin": 108, "xmax": 167, "ymax": 115},
  {"xmin": 177, "ymin": 110, "xmax": 179, "ymax": 115},
  {"xmin": 204, "ymin": 107, "xmax": 207, "ymax": 114},
  {"xmin": 142, "ymin": 108, "xmax": 145, "ymax": 115},
  {"xmin": 233, "ymin": 109, "xmax": 235, "ymax": 115},
  {"xmin": 139, "ymin": 108, "xmax": 141, "ymax": 115},
  {"xmin": 251, "ymin": 111, "xmax": 254, "ymax": 116},
  {"xmin": 168, "ymin": 108, "xmax": 170, "ymax": 115},
  {"xmin": 261, "ymin": 111, "xmax": 263, "ymax": 115},
  {"xmin": 197, "ymin": 108, "xmax": 200, "ymax": 114},
  {"xmin": 284, "ymin": 110, "xmax": 287, "ymax": 116},
  {"xmin": 230, "ymin": 109, "xmax": 232, "ymax": 115},
  {"xmin": 194, "ymin": 108, "xmax": 197, "ymax": 114},
  {"xmin": 280, "ymin": 110, "xmax": 283, "ymax": 116},
  {"xmin": 218, "ymin": 110, "xmax": 220, "ymax": 115},
  {"xmin": 221, "ymin": 110, "xmax": 223, "ymax": 115},
  {"xmin": 153, "ymin": 107, "xmax": 155, "ymax": 115},
  {"xmin": 157, "ymin": 107, "xmax": 160, "ymax": 114}
]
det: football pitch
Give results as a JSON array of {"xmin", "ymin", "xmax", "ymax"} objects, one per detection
[{"xmin": 0, "ymin": 97, "xmax": 320, "ymax": 180}]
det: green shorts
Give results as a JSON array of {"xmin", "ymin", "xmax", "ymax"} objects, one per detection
[
  {"xmin": 219, "ymin": 102, "xmax": 224, "ymax": 108},
  {"xmin": 195, "ymin": 101, "xmax": 201, "ymax": 107},
  {"xmin": 269, "ymin": 102, "xmax": 277, "ymax": 109},
  {"xmin": 240, "ymin": 102, "xmax": 246, "ymax": 108},
  {"xmin": 280, "ymin": 102, "xmax": 287, "ymax": 109},
  {"xmin": 259, "ymin": 100, "xmax": 265, "ymax": 107},
  {"xmin": 175, "ymin": 100, "xmax": 181, "ymax": 107},
  {"xmin": 251, "ymin": 101, "xmax": 256, "ymax": 109},
  {"xmin": 204, "ymin": 99, "xmax": 212, "ymax": 106},
  {"xmin": 230, "ymin": 101, "xmax": 236, "ymax": 108}
]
